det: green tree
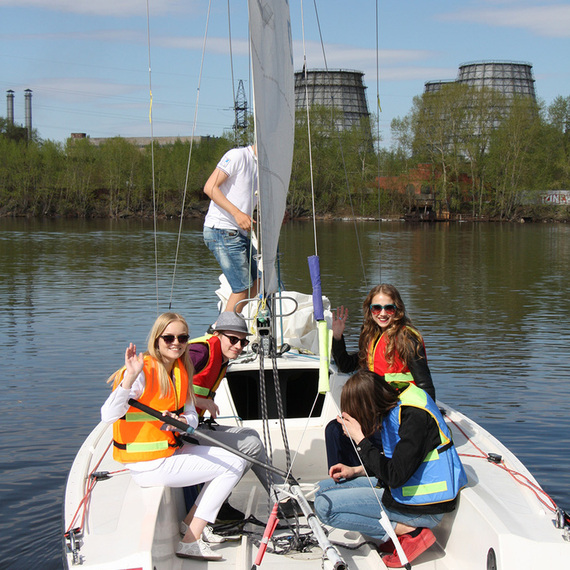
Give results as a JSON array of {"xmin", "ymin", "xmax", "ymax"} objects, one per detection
[
  {"xmin": 486, "ymin": 96, "xmax": 542, "ymax": 219},
  {"xmin": 97, "ymin": 137, "xmax": 143, "ymax": 217},
  {"xmin": 63, "ymin": 137, "xmax": 98, "ymax": 216},
  {"xmin": 546, "ymin": 95, "xmax": 570, "ymax": 188}
]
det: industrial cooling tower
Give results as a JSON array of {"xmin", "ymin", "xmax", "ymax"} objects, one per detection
[
  {"xmin": 456, "ymin": 61, "xmax": 536, "ymax": 100},
  {"xmin": 294, "ymin": 69, "xmax": 370, "ymax": 131}
]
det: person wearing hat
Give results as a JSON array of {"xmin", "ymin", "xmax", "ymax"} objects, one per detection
[{"xmin": 188, "ymin": 312, "xmax": 286, "ymax": 521}]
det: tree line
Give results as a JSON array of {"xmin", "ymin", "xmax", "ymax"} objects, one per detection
[
  {"xmin": 390, "ymin": 88, "xmax": 570, "ymax": 220},
  {"xmin": 1, "ymin": 91, "xmax": 569, "ymax": 220}
]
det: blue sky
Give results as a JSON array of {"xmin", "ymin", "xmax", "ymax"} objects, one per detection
[{"xmin": 1, "ymin": 0, "xmax": 569, "ymax": 148}]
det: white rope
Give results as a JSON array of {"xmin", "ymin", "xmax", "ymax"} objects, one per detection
[
  {"xmin": 300, "ymin": 0, "xmax": 318, "ymax": 257},
  {"xmin": 309, "ymin": 0, "xmax": 367, "ymax": 286},
  {"xmin": 331, "ymin": 396, "xmax": 411, "ymax": 567}
]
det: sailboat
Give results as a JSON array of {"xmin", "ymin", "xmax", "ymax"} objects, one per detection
[{"xmin": 63, "ymin": 1, "xmax": 570, "ymax": 568}]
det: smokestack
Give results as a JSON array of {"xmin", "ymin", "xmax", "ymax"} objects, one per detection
[
  {"xmin": 6, "ymin": 90, "xmax": 15, "ymax": 125},
  {"xmin": 24, "ymin": 88, "xmax": 32, "ymax": 139}
]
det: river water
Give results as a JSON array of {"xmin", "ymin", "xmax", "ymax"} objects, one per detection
[{"xmin": 1, "ymin": 218, "xmax": 569, "ymax": 569}]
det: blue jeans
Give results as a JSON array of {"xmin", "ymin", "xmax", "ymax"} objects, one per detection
[
  {"xmin": 314, "ymin": 477, "xmax": 443, "ymax": 540},
  {"xmin": 203, "ymin": 226, "xmax": 258, "ymax": 293}
]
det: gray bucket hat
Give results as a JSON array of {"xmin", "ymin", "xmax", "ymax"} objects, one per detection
[{"xmin": 212, "ymin": 312, "xmax": 250, "ymax": 335}]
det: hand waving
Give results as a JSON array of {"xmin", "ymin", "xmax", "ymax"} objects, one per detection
[
  {"xmin": 332, "ymin": 305, "xmax": 349, "ymax": 340},
  {"xmin": 123, "ymin": 343, "xmax": 144, "ymax": 389}
]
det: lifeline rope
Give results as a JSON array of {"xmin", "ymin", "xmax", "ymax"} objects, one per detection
[
  {"xmin": 64, "ymin": 441, "xmax": 129, "ymax": 536},
  {"xmin": 446, "ymin": 413, "xmax": 559, "ymax": 512}
]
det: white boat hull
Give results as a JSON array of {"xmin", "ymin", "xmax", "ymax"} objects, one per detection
[{"xmin": 64, "ymin": 353, "xmax": 569, "ymax": 569}]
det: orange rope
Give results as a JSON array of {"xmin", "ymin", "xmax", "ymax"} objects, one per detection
[
  {"xmin": 447, "ymin": 415, "xmax": 558, "ymax": 513},
  {"xmin": 65, "ymin": 441, "xmax": 129, "ymax": 535}
]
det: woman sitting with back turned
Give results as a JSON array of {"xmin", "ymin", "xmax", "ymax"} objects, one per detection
[
  {"xmin": 101, "ymin": 312, "xmax": 247, "ymax": 562},
  {"xmin": 315, "ymin": 370, "xmax": 467, "ymax": 567},
  {"xmin": 326, "ymin": 283, "xmax": 436, "ymax": 467}
]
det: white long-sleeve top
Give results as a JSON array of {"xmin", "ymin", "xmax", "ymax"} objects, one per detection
[{"xmin": 100, "ymin": 370, "xmax": 199, "ymax": 472}]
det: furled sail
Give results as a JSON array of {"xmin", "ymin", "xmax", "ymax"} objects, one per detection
[{"xmin": 248, "ymin": 0, "xmax": 295, "ymax": 295}]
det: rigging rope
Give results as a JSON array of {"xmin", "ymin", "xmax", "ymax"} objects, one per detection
[
  {"xmin": 167, "ymin": 0, "xmax": 213, "ymax": 309},
  {"xmin": 308, "ymin": 0, "xmax": 368, "ymax": 288},
  {"xmin": 446, "ymin": 413, "xmax": 559, "ymax": 512},
  {"xmin": 375, "ymin": 0, "xmax": 383, "ymax": 284},
  {"xmin": 146, "ymin": 0, "xmax": 159, "ymax": 316}
]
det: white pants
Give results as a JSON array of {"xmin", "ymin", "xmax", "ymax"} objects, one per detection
[
  {"xmin": 195, "ymin": 423, "xmax": 284, "ymax": 493},
  {"xmin": 130, "ymin": 443, "xmax": 247, "ymax": 523}
]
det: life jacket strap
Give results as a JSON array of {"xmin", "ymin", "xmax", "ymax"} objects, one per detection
[
  {"xmin": 119, "ymin": 405, "xmax": 185, "ymax": 421},
  {"xmin": 113, "ymin": 438, "xmax": 183, "ymax": 451}
]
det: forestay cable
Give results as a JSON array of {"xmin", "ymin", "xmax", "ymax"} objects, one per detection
[
  {"xmin": 310, "ymin": 0, "xmax": 368, "ymax": 289},
  {"xmin": 375, "ymin": 0, "xmax": 383, "ymax": 283},
  {"xmin": 167, "ymin": 0, "xmax": 213, "ymax": 309},
  {"xmin": 146, "ymin": 0, "xmax": 159, "ymax": 315}
]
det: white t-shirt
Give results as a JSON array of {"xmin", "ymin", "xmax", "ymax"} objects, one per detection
[{"xmin": 204, "ymin": 146, "xmax": 258, "ymax": 231}]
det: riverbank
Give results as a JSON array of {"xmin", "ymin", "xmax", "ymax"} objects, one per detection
[{"xmin": 1, "ymin": 202, "xmax": 569, "ymax": 223}]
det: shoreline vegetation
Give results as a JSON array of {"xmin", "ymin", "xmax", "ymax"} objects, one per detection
[{"xmin": 1, "ymin": 91, "xmax": 569, "ymax": 223}]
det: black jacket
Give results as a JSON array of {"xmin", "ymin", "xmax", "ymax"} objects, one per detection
[{"xmin": 331, "ymin": 334, "xmax": 436, "ymax": 401}]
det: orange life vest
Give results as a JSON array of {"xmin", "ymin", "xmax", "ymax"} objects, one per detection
[
  {"xmin": 112, "ymin": 355, "xmax": 189, "ymax": 463},
  {"xmin": 191, "ymin": 335, "xmax": 228, "ymax": 418}
]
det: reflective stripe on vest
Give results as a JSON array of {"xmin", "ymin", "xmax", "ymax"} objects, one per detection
[
  {"xmin": 190, "ymin": 335, "xmax": 227, "ymax": 417},
  {"xmin": 384, "ymin": 372, "xmax": 414, "ymax": 384}
]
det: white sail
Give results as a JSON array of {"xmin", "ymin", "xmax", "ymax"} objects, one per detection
[{"xmin": 248, "ymin": 0, "xmax": 295, "ymax": 295}]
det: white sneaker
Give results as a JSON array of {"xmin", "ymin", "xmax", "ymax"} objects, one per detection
[
  {"xmin": 202, "ymin": 525, "xmax": 226, "ymax": 543},
  {"xmin": 176, "ymin": 539, "xmax": 223, "ymax": 561},
  {"xmin": 179, "ymin": 521, "xmax": 225, "ymax": 543}
]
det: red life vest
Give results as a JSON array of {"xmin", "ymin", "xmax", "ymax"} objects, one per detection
[
  {"xmin": 112, "ymin": 355, "xmax": 189, "ymax": 463},
  {"xmin": 191, "ymin": 335, "xmax": 228, "ymax": 418},
  {"xmin": 367, "ymin": 327, "xmax": 423, "ymax": 384}
]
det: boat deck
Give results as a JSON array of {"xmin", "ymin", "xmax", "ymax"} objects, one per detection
[{"xmin": 64, "ymin": 399, "xmax": 570, "ymax": 570}]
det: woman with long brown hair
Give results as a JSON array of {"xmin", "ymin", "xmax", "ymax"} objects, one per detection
[
  {"xmin": 315, "ymin": 370, "xmax": 466, "ymax": 567},
  {"xmin": 326, "ymin": 284, "xmax": 436, "ymax": 467}
]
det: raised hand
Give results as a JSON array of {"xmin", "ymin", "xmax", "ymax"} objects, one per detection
[
  {"xmin": 123, "ymin": 343, "xmax": 144, "ymax": 388},
  {"xmin": 332, "ymin": 305, "xmax": 349, "ymax": 340}
]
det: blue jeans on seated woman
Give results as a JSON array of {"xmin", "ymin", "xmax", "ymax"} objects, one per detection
[{"xmin": 314, "ymin": 476, "xmax": 443, "ymax": 541}]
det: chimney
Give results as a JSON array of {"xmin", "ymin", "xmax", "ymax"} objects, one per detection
[
  {"xmin": 6, "ymin": 90, "xmax": 15, "ymax": 125},
  {"xmin": 24, "ymin": 89, "xmax": 32, "ymax": 139}
]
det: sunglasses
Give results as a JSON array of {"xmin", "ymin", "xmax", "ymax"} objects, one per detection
[
  {"xmin": 370, "ymin": 304, "xmax": 397, "ymax": 316},
  {"xmin": 220, "ymin": 332, "xmax": 249, "ymax": 348},
  {"xmin": 159, "ymin": 334, "xmax": 190, "ymax": 344}
]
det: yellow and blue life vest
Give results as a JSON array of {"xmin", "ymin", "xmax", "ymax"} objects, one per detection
[{"xmin": 381, "ymin": 383, "xmax": 467, "ymax": 506}]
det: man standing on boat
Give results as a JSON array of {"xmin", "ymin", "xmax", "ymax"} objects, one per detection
[
  {"xmin": 188, "ymin": 312, "xmax": 295, "ymax": 520},
  {"xmin": 203, "ymin": 145, "xmax": 259, "ymax": 313}
]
